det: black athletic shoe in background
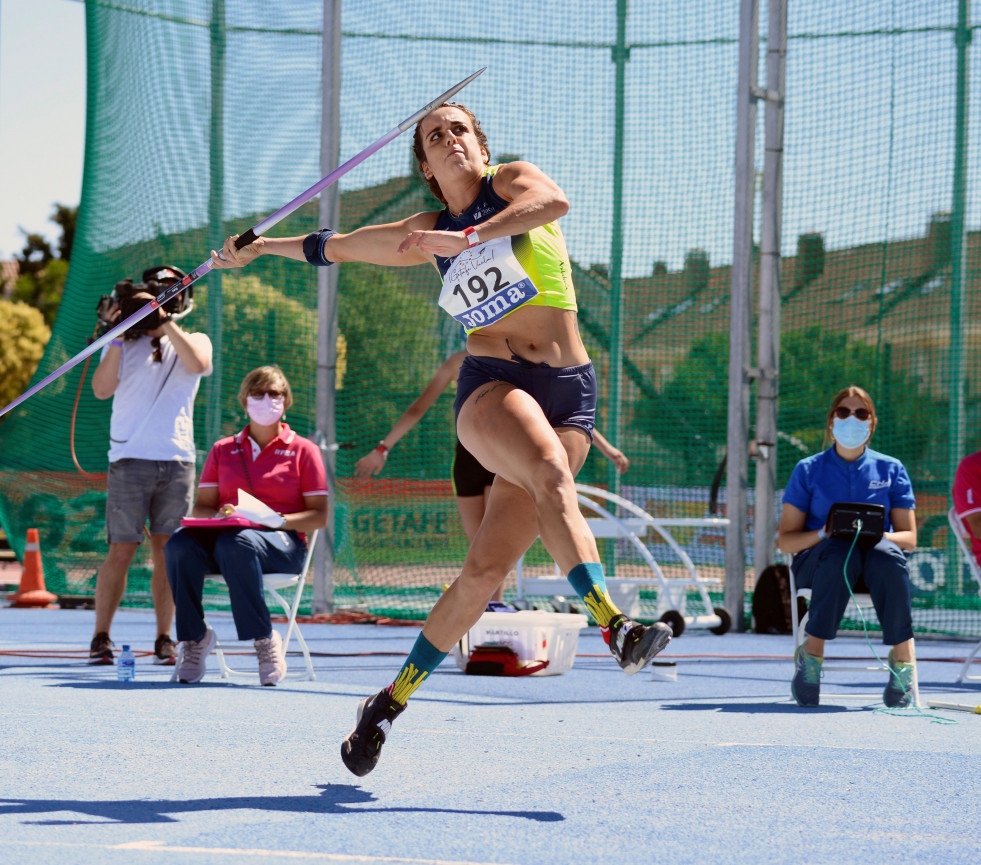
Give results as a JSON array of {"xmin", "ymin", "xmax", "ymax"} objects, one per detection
[
  {"xmin": 153, "ymin": 634, "xmax": 178, "ymax": 666},
  {"xmin": 341, "ymin": 689, "xmax": 406, "ymax": 776},
  {"xmin": 88, "ymin": 631, "xmax": 115, "ymax": 665}
]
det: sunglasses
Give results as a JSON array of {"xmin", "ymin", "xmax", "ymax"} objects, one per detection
[
  {"xmin": 249, "ymin": 390, "xmax": 284, "ymax": 400},
  {"xmin": 833, "ymin": 406, "xmax": 870, "ymax": 421}
]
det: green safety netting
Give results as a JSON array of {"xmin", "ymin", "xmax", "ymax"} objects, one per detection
[{"xmin": 0, "ymin": 1, "xmax": 978, "ymax": 636}]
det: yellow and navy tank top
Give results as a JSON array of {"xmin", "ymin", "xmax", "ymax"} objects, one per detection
[{"xmin": 433, "ymin": 165, "xmax": 577, "ymax": 334}]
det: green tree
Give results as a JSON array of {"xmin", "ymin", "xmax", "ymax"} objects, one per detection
[
  {"xmin": 0, "ymin": 300, "xmax": 51, "ymax": 408},
  {"xmin": 631, "ymin": 331, "xmax": 730, "ymax": 486},
  {"xmin": 12, "ymin": 203, "xmax": 77, "ymax": 328},
  {"xmin": 336, "ymin": 262, "xmax": 446, "ymax": 477},
  {"xmin": 187, "ymin": 264, "xmax": 435, "ymax": 461},
  {"xmin": 190, "ymin": 273, "xmax": 321, "ymax": 439},
  {"xmin": 13, "ymin": 230, "xmax": 52, "ymax": 277},
  {"xmin": 636, "ymin": 324, "xmax": 944, "ymax": 486},
  {"xmin": 50, "ymin": 203, "xmax": 77, "ymax": 261},
  {"xmin": 775, "ymin": 326, "xmax": 943, "ymax": 482},
  {"xmin": 12, "ymin": 258, "xmax": 68, "ymax": 329}
]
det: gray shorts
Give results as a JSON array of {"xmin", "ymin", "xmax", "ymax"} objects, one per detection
[{"xmin": 106, "ymin": 459, "xmax": 196, "ymax": 543}]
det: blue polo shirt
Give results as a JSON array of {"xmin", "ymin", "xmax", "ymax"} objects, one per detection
[{"xmin": 782, "ymin": 446, "xmax": 915, "ymax": 532}]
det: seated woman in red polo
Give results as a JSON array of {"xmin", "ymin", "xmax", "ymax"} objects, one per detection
[{"xmin": 165, "ymin": 365, "xmax": 328, "ymax": 685}]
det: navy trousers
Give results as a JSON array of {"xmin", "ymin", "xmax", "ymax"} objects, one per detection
[
  {"xmin": 166, "ymin": 527, "xmax": 305, "ymax": 642},
  {"xmin": 792, "ymin": 537, "xmax": 914, "ymax": 646}
]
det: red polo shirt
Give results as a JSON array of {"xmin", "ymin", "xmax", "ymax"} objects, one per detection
[
  {"xmin": 953, "ymin": 450, "xmax": 981, "ymax": 565},
  {"xmin": 199, "ymin": 424, "xmax": 327, "ymax": 515}
]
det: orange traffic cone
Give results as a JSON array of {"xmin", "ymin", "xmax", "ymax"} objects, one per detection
[{"xmin": 7, "ymin": 528, "xmax": 57, "ymax": 608}]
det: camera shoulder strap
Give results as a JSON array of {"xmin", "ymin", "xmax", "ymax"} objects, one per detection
[{"xmin": 109, "ymin": 349, "xmax": 179, "ymax": 445}]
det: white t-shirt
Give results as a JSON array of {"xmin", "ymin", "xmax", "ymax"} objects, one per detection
[{"xmin": 105, "ymin": 332, "xmax": 213, "ymax": 463}]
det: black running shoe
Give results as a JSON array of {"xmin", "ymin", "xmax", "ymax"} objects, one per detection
[
  {"xmin": 88, "ymin": 631, "xmax": 115, "ymax": 666},
  {"xmin": 341, "ymin": 689, "xmax": 406, "ymax": 777},
  {"xmin": 609, "ymin": 616, "xmax": 672, "ymax": 675}
]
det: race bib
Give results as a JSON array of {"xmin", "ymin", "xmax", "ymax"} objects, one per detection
[{"xmin": 438, "ymin": 236, "xmax": 539, "ymax": 332}]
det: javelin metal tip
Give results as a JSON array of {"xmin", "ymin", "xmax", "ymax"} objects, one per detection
[{"xmin": 398, "ymin": 68, "xmax": 488, "ymax": 131}]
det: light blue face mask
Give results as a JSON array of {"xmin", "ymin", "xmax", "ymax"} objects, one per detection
[{"xmin": 832, "ymin": 416, "xmax": 871, "ymax": 449}]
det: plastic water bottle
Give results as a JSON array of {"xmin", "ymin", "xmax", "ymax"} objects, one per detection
[{"xmin": 117, "ymin": 644, "xmax": 135, "ymax": 682}]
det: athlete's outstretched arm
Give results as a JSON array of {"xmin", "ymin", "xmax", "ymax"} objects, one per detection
[
  {"xmin": 592, "ymin": 429, "xmax": 630, "ymax": 475},
  {"xmin": 212, "ymin": 211, "xmax": 439, "ymax": 271},
  {"xmin": 355, "ymin": 351, "xmax": 467, "ymax": 478}
]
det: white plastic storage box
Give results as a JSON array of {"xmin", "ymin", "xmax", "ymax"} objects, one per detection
[{"xmin": 452, "ymin": 610, "xmax": 589, "ymax": 676}]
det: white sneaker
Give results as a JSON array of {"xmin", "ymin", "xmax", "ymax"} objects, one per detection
[
  {"xmin": 177, "ymin": 627, "xmax": 216, "ymax": 684},
  {"xmin": 255, "ymin": 630, "xmax": 286, "ymax": 686}
]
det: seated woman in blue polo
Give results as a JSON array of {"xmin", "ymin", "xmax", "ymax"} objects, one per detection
[{"xmin": 776, "ymin": 385, "xmax": 917, "ymax": 709}]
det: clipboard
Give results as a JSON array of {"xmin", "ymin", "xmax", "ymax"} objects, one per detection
[
  {"xmin": 180, "ymin": 516, "xmax": 264, "ymax": 529},
  {"xmin": 180, "ymin": 489, "xmax": 282, "ymax": 531}
]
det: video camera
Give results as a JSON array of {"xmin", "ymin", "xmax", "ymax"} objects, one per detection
[{"xmin": 95, "ymin": 265, "xmax": 193, "ymax": 339}]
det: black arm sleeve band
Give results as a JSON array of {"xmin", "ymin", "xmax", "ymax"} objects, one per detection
[{"xmin": 302, "ymin": 229, "xmax": 337, "ymax": 266}]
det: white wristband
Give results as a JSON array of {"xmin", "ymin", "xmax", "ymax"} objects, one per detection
[{"xmin": 817, "ymin": 527, "xmax": 827, "ymax": 541}]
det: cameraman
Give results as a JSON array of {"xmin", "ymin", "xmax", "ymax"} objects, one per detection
[{"xmin": 88, "ymin": 267, "xmax": 213, "ymax": 666}]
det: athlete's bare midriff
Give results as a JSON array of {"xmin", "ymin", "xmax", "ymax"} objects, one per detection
[{"xmin": 464, "ymin": 306, "xmax": 588, "ymax": 367}]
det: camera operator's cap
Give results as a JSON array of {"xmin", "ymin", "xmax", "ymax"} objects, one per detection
[{"xmin": 141, "ymin": 265, "xmax": 187, "ymax": 284}]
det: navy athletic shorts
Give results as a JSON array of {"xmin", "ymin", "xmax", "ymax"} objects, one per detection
[
  {"xmin": 452, "ymin": 438, "xmax": 496, "ymax": 497},
  {"xmin": 454, "ymin": 354, "xmax": 596, "ymax": 437}
]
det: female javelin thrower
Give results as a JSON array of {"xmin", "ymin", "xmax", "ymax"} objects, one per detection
[
  {"xmin": 212, "ymin": 102, "xmax": 672, "ymax": 776},
  {"xmin": 354, "ymin": 348, "xmax": 631, "ymax": 605}
]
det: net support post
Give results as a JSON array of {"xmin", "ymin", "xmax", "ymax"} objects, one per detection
[
  {"xmin": 752, "ymin": 0, "xmax": 788, "ymax": 584},
  {"xmin": 313, "ymin": 0, "xmax": 342, "ymax": 615},
  {"xmin": 204, "ymin": 0, "xmax": 227, "ymax": 447},
  {"xmin": 947, "ymin": 0, "xmax": 971, "ymax": 595},
  {"xmin": 725, "ymin": 0, "xmax": 760, "ymax": 630},
  {"xmin": 605, "ymin": 0, "xmax": 630, "ymax": 576}
]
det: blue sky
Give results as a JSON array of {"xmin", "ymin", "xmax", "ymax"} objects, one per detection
[
  {"xmin": 0, "ymin": 1, "xmax": 975, "ymax": 277},
  {"xmin": 0, "ymin": 0, "xmax": 86, "ymax": 260}
]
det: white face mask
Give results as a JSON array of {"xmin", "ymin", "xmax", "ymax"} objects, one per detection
[
  {"xmin": 832, "ymin": 416, "xmax": 871, "ymax": 449},
  {"xmin": 246, "ymin": 394, "xmax": 285, "ymax": 427}
]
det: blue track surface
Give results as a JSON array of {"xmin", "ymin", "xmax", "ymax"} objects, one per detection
[{"xmin": 1, "ymin": 605, "xmax": 980, "ymax": 865}]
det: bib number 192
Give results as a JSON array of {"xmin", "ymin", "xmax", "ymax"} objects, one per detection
[{"xmin": 451, "ymin": 267, "xmax": 509, "ymax": 309}]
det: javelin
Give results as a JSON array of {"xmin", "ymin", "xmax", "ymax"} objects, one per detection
[{"xmin": 0, "ymin": 67, "xmax": 487, "ymax": 420}]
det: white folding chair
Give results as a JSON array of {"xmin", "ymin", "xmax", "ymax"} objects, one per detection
[
  {"xmin": 789, "ymin": 558, "xmax": 920, "ymax": 706},
  {"xmin": 172, "ymin": 529, "xmax": 319, "ymax": 683},
  {"xmin": 514, "ymin": 483, "xmax": 730, "ymax": 635},
  {"xmin": 946, "ymin": 507, "xmax": 981, "ymax": 683}
]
